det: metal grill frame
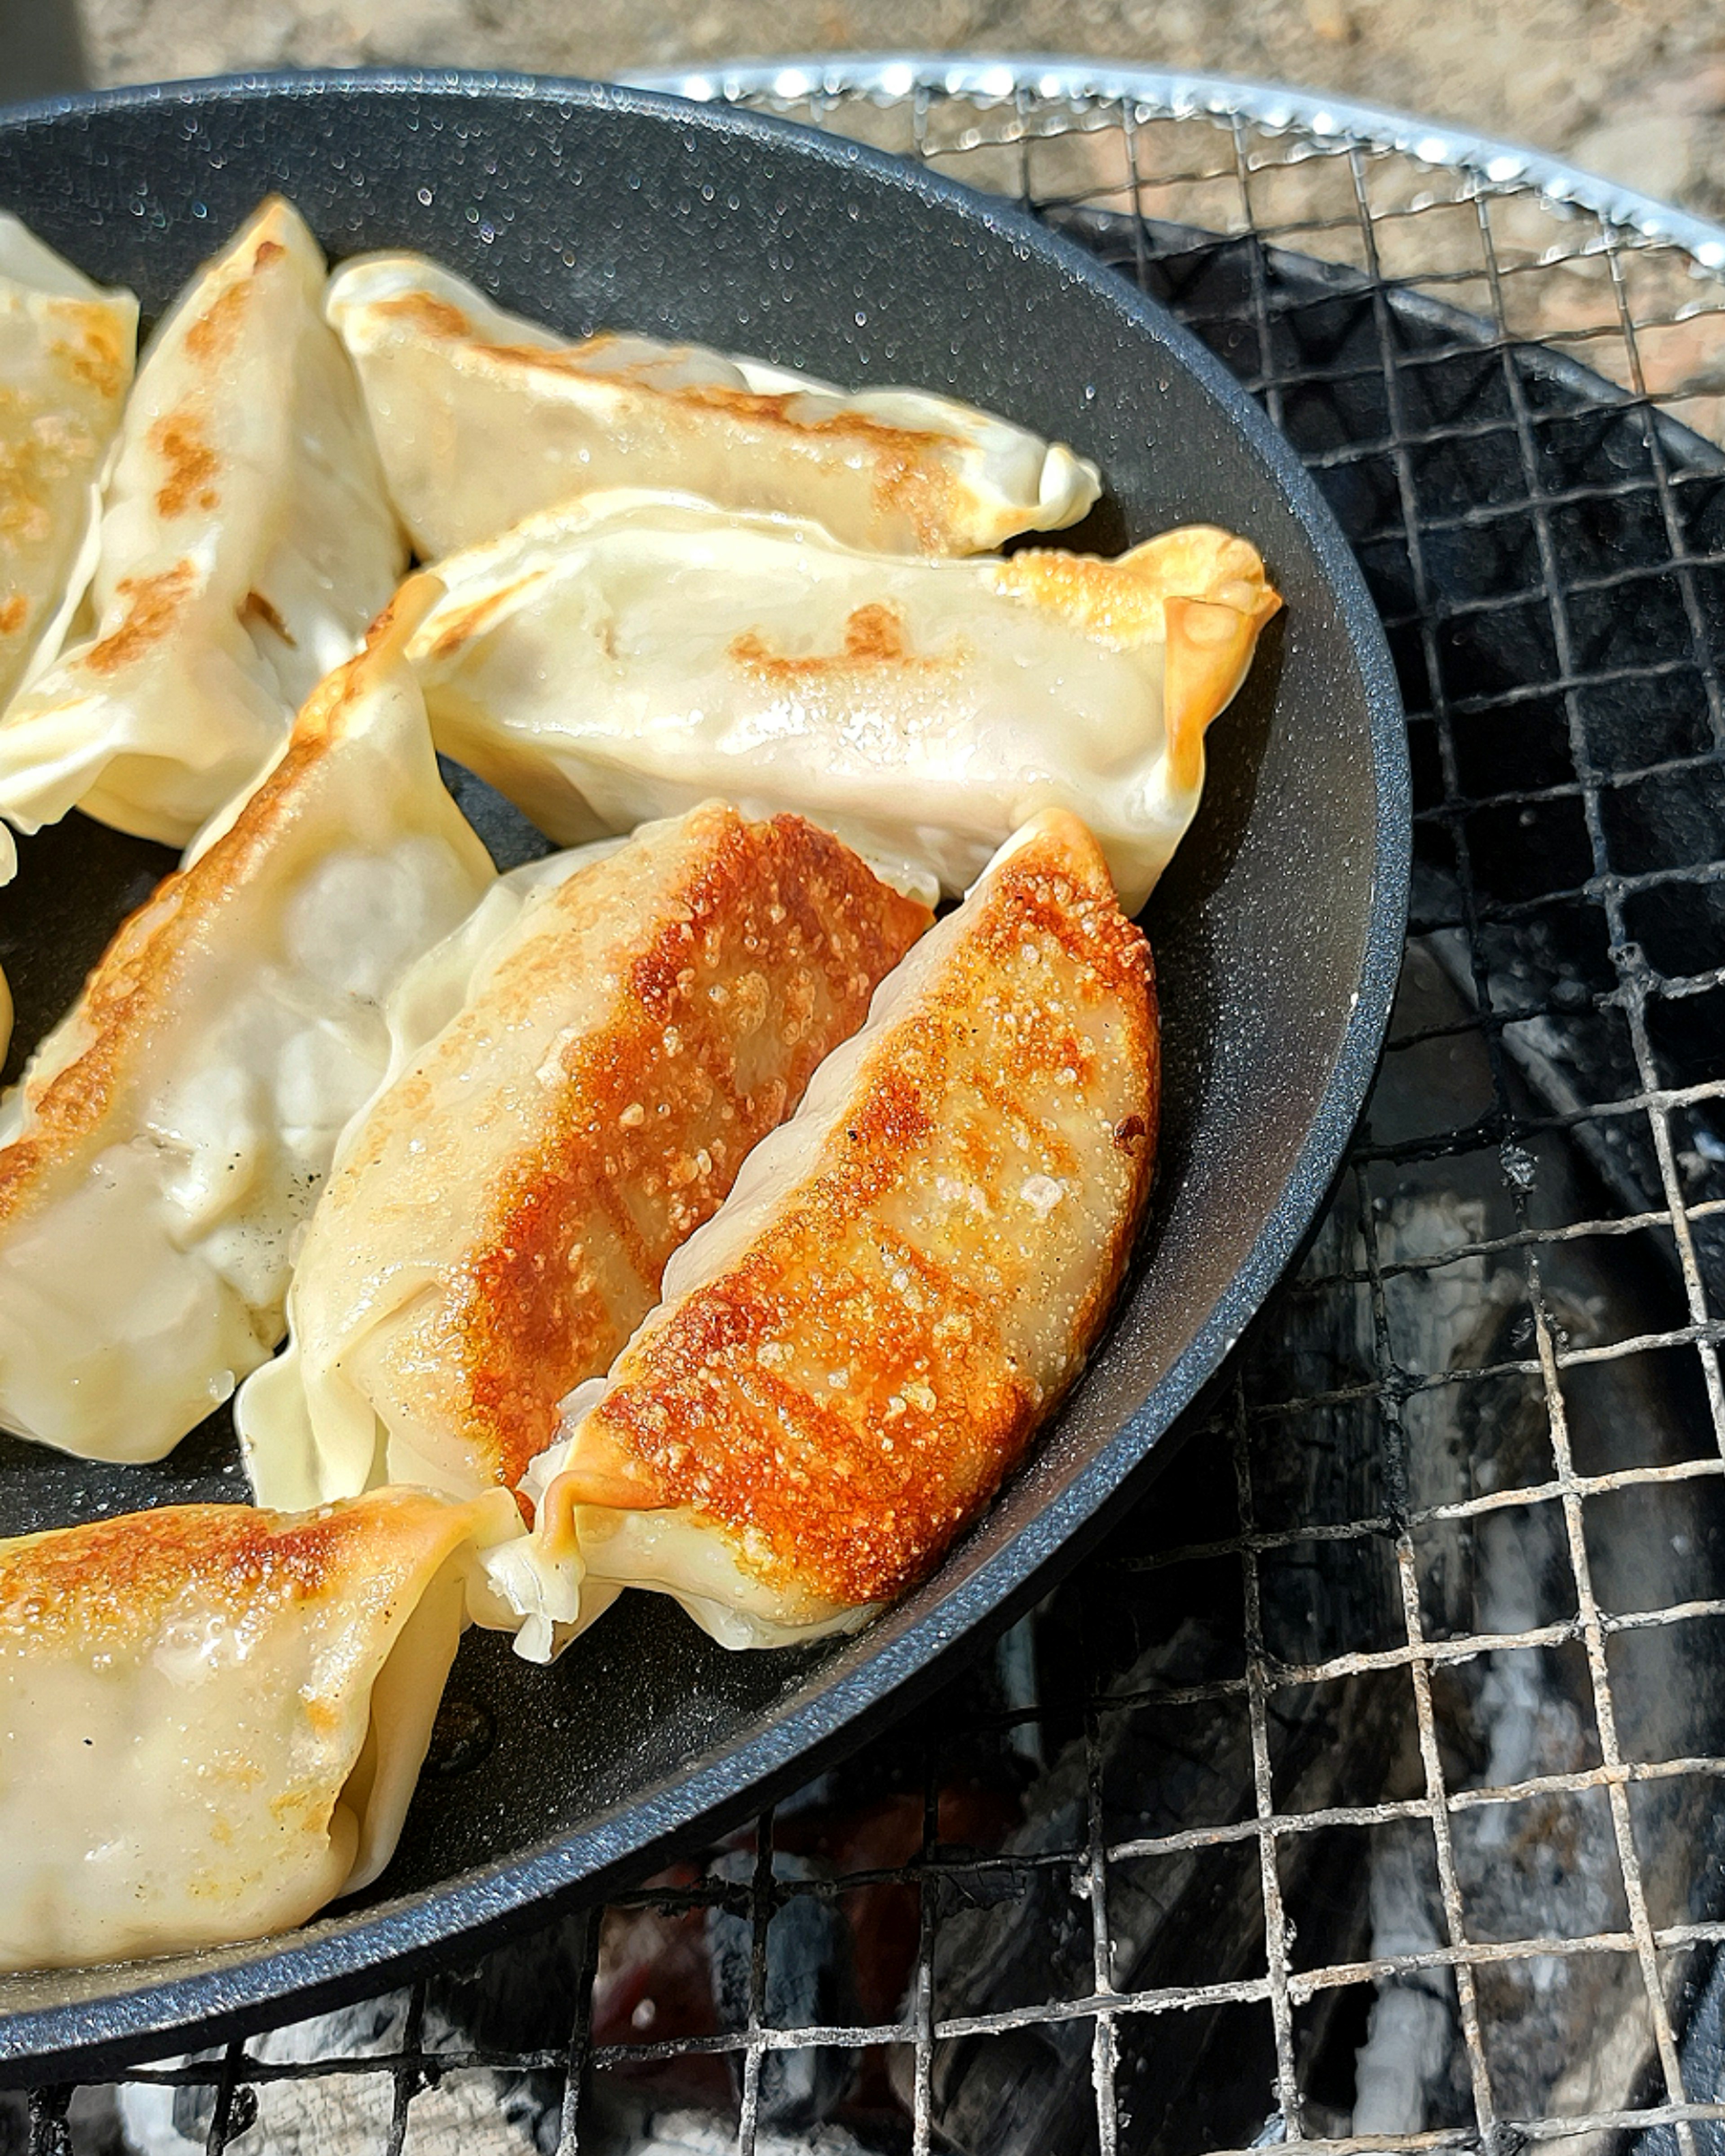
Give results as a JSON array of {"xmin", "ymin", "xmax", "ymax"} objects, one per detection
[{"xmin": 31, "ymin": 55, "xmax": 1725, "ymax": 2156}]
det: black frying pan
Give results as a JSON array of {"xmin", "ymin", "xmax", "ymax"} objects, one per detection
[{"xmin": 0, "ymin": 71, "xmax": 1408, "ymax": 2078}]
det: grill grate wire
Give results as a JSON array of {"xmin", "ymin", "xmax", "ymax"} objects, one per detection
[{"xmin": 27, "ymin": 61, "xmax": 1725, "ymax": 2156}]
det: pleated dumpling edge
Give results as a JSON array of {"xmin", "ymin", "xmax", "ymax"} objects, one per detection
[
  {"xmin": 407, "ymin": 488, "xmax": 1282, "ymax": 913},
  {"xmin": 325, "ymin": 249, "xmax": 1100, "ymax": 560}
]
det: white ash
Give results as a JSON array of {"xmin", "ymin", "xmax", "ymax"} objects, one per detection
[{"xmin": 1349, "ymin": 942, "xmax": 1709, "ymax": 2139}]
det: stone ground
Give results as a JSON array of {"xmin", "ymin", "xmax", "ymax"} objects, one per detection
[{"xmin": 31, "ymin": 0, "xmax": 1725, "ymax": 229}]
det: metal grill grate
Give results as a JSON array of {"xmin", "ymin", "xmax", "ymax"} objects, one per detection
[{"xmin": 28, "ymin": 58, "xmax": 1725, "ymax": 2156}]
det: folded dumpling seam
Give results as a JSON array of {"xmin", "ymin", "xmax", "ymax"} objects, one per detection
[
  {"xmin": 408, "ymin": 488, "xmax": 1280, "ymax": 911},
  {"xmin": 326, "ymin": 251, "xmax": 1100, "ymax": 559}
]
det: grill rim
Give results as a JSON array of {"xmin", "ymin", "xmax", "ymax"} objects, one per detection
[{"xmin": 629, "ymin": 52, "xmax": 1725, "ymax": 271}]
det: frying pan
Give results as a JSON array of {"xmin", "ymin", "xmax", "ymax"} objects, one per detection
[{"xmin": 0, "ymin": 71, "xmax": 1408, "ymax": 2077}]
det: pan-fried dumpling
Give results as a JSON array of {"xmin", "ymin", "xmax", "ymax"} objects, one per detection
[
  {"xmin": 494, "ymin": 810, "xmax": 1157, "ymax": 1657},
  {"xmin": 0, "ymin": 1485, "xmax": 519, "ymax": 1970},
  {"xmin": 407, "ymin": 490, "xmax": 1281, "ymax": 911},
  {"xmin": 325, "ymin": 253, "xmax": 1099, "ymax": 560},
  {"xmin": 0, "ymin": 579, "xmax": 495, "ymax": 1464},
  {"xmin": 238, "ymin": 800, "xmax": 931, "ymax": 1513},
  {"xmin": 0, "ymin": 215, "xmax": 137, "ymax": 729},
  {"xmin": 0, "ymin": 197, "xmax": 406, "ymax": 854}
]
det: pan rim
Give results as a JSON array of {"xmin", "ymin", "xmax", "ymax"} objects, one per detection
[{"xmin": 0, "ymin": 64, "xmax": 1409, "ymax": 2079}]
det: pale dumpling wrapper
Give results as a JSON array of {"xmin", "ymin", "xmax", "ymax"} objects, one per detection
[
  {"xmin": 0, "ymin": 196, "xmax": 406, "ymax": 854},
  {"xmin": 407, "ymin": 489, "xmax": 1281, "ymax": 912},
  {"xmin": 0, "ymin": 579, "xmax": 495, "ymax": 1465},
  {"xmin": 238, "ymin": 800, "xmax": 931, "ymax": 1516},
  {"xmin": 0, "ymin": 1485, "xmax": 519, "ymax": 1972},
  {"xmin": 325, "ymin": 252, "xmax": 1100, "ymax": 560},
  {"xmin": 0, "ymin": 215, "xmax": 138, "ymax": 740},
  {"xmin": 494, "ymin": 809, "xmax": 1158, "ymax": 1657}
]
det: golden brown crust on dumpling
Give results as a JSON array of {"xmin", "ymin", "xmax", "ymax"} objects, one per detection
[
  {"xmin": 150, "ymin": 413, "xmax": 221, "ymax": 518},
  {"xmin": 372, "ymin": 288, "xmax": 473, "ymax": 340},
  {"xmin": 81, "ymin": 558, "xmax": 197, "ymax": 672},
  {"xmin": 0, "ymin": 247, "xmax": 137, "ymax": 698},
  {"xmin": 0, "ymin": 196, "xmax": 405, "ymax": 859},
  {"xmin": 993, "ymin": 526, "xmax": 1280, "ymax": 818},
  {"xmin": 548, "ymin": 811, "xmax": 1156, "ymax": 1609},
  {"xmin": 727, "ymin": 600, "xmax": 954, "ymax": 682},
  {"xmin": 386, "ymin": 804, "xmax": 931, "ymax": 1493},
  {"xmin": 408, "ymin": 495, "xmax": 1276, "ymax": 912},
  {"xmin": 181, "ymin": 212, "xmax": 290, "ymax": 366},
  {"xmin": 0, "ymin": 1485, "xmax": 471, "ymax": 1653},
  {"xmin": 0, "ymin": 1481, "xmax": 515, "ymax": 1968}
]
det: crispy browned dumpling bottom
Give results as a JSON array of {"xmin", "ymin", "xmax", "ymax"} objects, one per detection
[{"xmin": 522, "ymin": 807, "xmax": 1158, "ymax": 1650}]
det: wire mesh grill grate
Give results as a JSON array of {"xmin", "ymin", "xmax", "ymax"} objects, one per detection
[{"xmin": 27, "ymin": 62, "xmax": 1725, "ymax": 2156}]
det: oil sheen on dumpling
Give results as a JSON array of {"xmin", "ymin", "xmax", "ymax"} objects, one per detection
[
  {"xmin": 495, "ymin": 809, "xmax": 1157, "ymax": 1657},
  {"xmin": 0, "ymin": 215, "xmax": 137, "ymax": 729},
  {"xmin": 238, "ymin": 800, "xmax": 932, "ymax": 1515},
  {"xmin": 0, "ymin": 197, "xmax": 406, "ymax": 854},
  {"xmin": 0, "ymin": 1485, "xmax": 519, "ymax": 1971},
  {"xmin": 0, "ymin": 579, "xmax": 495, "ymax": 1464},
  {"xmin": 325, "ymin": 253, "xmax": 1100, "ymax": 560},
  {"xmin": 407, "ymin": 489, "xmax": 1281, "ymax": 912}
]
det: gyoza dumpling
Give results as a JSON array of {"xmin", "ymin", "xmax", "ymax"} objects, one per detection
[
  {"xmin": 325, "ymin": 253, "xmax": 1099, "ymax": 560},
  {"xmin": 0, "ymin": 197, "xmax": 406, "ymax": 854},
  {"xmin": 407, "ymin": 490, "xmax": 1281, "ymax": 910},
  {"xmin": 0, "ymin": 215, "xmax": 137, "ymax": 720},
  {"xmin": 0, "ymin": 579, "xmax": 495, "ymax": 1464},
  {"xmin": 238, "ymin": 800, "xmax": 931, "ymax": 1513},
  {"xmin": 494, "ymin": 810, "xmax": 1157, "ymax": 1656},
  {"xmin": 0, "ymin": 1485, "xmax": 519, "ymax": 1970}
]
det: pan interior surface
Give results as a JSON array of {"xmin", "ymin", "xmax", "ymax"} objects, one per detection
[{"xmin": 0, "ymin": 73, "xmax": 1405, "ymax": 2071}]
